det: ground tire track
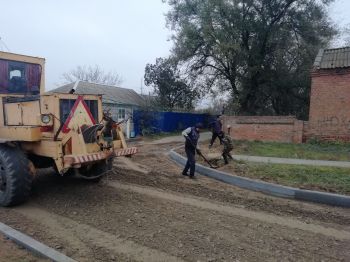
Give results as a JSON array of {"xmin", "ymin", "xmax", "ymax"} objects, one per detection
[
  {"xmin": 109, "ymin": 181, "xmax": 350, "ymax": 240},
  {"xmin": 15, "ymin": 206, "xmax": 183, "ymax": 262}
]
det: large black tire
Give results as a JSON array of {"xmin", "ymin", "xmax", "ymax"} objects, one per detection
[{"xmin": 0, "ymin": 145, "xmax": 32, "ymax": 207}]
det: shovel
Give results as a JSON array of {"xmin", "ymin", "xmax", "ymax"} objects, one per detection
[
  {"xmin": 196, "ymin": 149, "xmax": 219, "ymax": 169},
  {"xmin": 185, "ymin": 136, "xmax": 219, "ymax": 169}
]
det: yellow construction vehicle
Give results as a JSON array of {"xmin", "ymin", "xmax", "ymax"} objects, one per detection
[{"xmin": 0, "ymin": 51, "xmax": 137, "ymax": 206}]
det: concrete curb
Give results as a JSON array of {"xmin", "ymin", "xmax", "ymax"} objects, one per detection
[
  {"xmin": 0, "ymin": 222, "xmax": 76, "ymax": 262},
  {"xmin": 169, "ymin": 150, "xmax": 350, "ymax": 207}
]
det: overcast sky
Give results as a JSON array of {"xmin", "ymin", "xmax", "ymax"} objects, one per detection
[{"xmin": 0, "ymin": 0, "xmax": 349, "ymax": 94}]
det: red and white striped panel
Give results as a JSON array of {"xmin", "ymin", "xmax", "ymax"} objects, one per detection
[
  {"xmin": 64, "ymin": 147, "xmax": 138, "ymax": 166},
  {"xmin": 114, "ymin": 147, "xmax": 138, "ymax": 157},
  {"xmin": 73, "ymin": 152, "xmax": 105, "ymax": 164}
]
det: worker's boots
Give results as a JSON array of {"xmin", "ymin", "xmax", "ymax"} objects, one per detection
[{"xmin": 223, "ymin": 154, "xmax": 229, "ymax": 165}]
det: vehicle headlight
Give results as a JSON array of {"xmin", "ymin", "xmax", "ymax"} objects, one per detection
[{"xmin": 41, "ymin": 114, "xmax": 52, "ymax": 124}]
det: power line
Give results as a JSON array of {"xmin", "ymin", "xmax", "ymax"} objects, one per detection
[{"xmin": 0, "ymin": 37, "xmax": 10, "ymax": 52}]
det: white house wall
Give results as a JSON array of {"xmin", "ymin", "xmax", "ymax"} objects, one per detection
[{"xmin": 102, "ymin": 103, "xmax": 134, "ymax": 138}]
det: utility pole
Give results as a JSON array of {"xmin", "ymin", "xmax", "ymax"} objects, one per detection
[{"xmin": 140, "ymin": 78, "xmax": 143, "ymax": 95}]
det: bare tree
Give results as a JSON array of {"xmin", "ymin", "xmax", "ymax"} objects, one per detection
[{"xmin": 62, "ymin": 65, "xmax": 123, "ymax": 86}]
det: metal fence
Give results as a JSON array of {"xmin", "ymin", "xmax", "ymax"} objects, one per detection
[{"xmin": 133, "ymin": 110, "xmax": 214, "ymax": 136}]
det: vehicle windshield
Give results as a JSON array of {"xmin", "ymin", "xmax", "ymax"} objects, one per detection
[
  {"xmin": 60, "ymin": 99, "xmax": 99, "ymax": 123},
  {"xmin": 0, "ymin": 59, "xmax": 41, "ymax": 94}
]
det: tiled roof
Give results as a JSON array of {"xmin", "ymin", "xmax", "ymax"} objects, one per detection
[
  {"xmin": 314, "ymin": 47, "xmax": 350, "ymax": 69},
  {"xmin": 49, "ymin": 81, "xmax": 145, "ymax": 107}
]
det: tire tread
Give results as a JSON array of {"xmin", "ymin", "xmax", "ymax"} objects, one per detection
[{"xmin": 0, "ymin": 145, "xmax": 32, "ymax": 207}]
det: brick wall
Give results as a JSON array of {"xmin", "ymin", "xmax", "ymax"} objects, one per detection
[
  {"xmin": 222, "ymin": 116, "xmax": 304, "ymax": 143},
  {"xmin": 306, "ymin": 68, "xmax": 350, "ymax": 142}
]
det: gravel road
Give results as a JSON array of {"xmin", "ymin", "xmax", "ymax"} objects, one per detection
[{"xmin": 0, "ymin": 140, "xmax": 349, "ymax": 261}]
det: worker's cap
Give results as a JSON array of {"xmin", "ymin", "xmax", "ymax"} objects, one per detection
[{"xmin": 195, "ymin": 123, "xmax": 203, "ymax": 129}]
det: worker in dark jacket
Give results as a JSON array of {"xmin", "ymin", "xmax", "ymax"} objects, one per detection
[
  {"xmin": 182, "ymin": 123, "xmax": 203, "ymax": 178},
  {"xmin": 209, "ymin": 115, "xmax": 223, "ymax": 148},
  {"xmin": 220, "ymin": 131, "xmax": 233, "ymax": 164}
]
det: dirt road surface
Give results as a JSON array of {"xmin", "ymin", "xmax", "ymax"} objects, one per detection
[
  {"xmin": 1, "ymin": 140, "xmax": 350, "ymax": 261},
  {"xmin": 0, "ymin": 235, "xmax": 47, "ymax": 262}
]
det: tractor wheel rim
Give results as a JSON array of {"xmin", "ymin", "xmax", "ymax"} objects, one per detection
[{"xmin": 0, "ymin": 163, "xmax": 6, "ymax": 192}]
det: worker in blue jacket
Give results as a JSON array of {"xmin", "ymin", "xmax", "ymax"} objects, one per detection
[
  {"xmin": 209, "ymin": 115, "xmax": 223, "ymax": 148},
  {"xmin": 182, "ymin": 123, "xmax": 203, "ymax": 178}
]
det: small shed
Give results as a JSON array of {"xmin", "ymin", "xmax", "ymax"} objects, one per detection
[{"xmin": 307, "ymin": 47, "xmax": 350, "ymax": 141}]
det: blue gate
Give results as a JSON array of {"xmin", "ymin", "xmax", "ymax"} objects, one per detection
[{"xmin": 133, "ymin": 110, "xmax": 212, "ymax": 136}]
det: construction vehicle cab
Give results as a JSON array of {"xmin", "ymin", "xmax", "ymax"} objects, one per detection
[{"xmin": 0, "ymin": 51, "xmax": 137, "ymax": 206}]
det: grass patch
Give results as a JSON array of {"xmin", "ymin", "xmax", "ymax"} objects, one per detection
[
  {"xmin": 233, "ymin": 140, "xmax": 350, "ymax": 161},
  {"xmin": 176, "ymin": 143, "xmax": 350, "ymax": 195},
  {"xmin": 232, "ymin": 162, "xmax": 350, "ymax": 195}
]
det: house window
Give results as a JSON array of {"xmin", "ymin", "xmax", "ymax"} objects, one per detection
[{"xmin": 118, "ymin": 108, "xmax": 126, "ymax": 121}]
